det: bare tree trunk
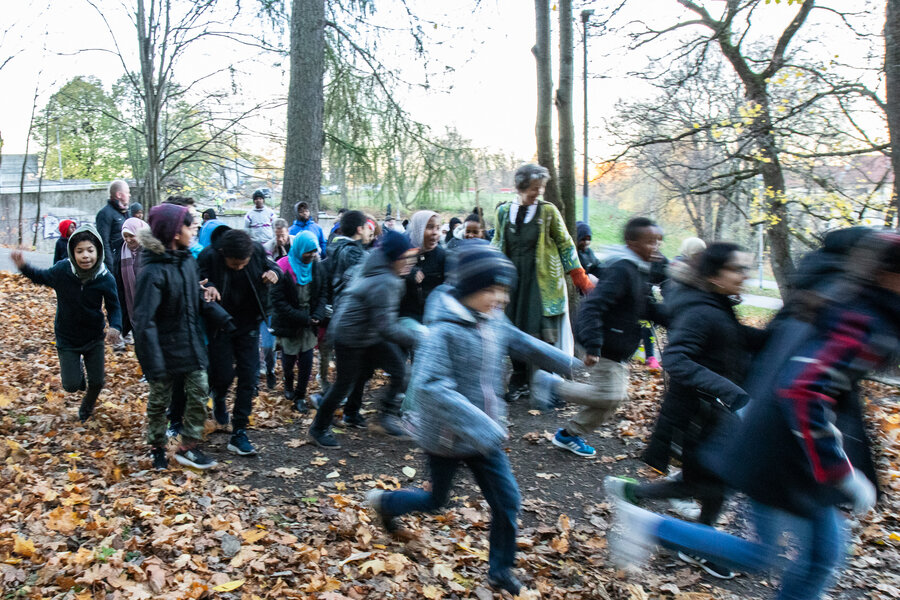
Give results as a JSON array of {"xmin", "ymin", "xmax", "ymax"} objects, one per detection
[
  {"xmin": 281, "ymin": 0, "xmax": 325, "ymax": 221},
  {"xmin": 533, "ymin": 0, "xmax": 561, "ymax": 211},
  {"xmin": 556, "ymin": 0, "xmax": 576, "ymax": 236},
  {"xmin": 137, "ymin": 0, "xmax": 162, "ymax": 208},
  {"xmin": 34, "ymin": 116, "xmax": 51, "ymax": 247},
  {"xmin": 886, "ymin": 0, "xmax": 900, "ymax": 227},
  {"xmin": 18, "ymin": 81, "xmax": 39, "ymax": 246}
]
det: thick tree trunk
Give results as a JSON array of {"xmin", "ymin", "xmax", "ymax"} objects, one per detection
[
  {"xmin": 886, "ymin": 0, "xmax": 900, "ymax": 227},
  {"xmin": 556, "ymin": 0, "xmax": 576, "ymax": 236},
  {"xmin": 533, "ymin": 0, "xmax": 562, "ymax": 211},
  {"xmin": 282, "ymin": 0, "xmax": 325, "ymax": 222}
]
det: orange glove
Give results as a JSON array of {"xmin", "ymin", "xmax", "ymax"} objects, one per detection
[{"xmin": 569, "ymin": 267, "xmax": 595, "ymax": 295}]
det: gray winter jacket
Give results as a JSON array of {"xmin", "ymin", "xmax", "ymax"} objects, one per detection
[
  {"xmin": 328, "ymin": 248, "xmax": 416, "ymax": 349},
  {"xmin": 406, "ymin": 286, "xmax": 581, "ymax": 458}
]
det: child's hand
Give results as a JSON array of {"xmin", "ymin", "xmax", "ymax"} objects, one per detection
[
  {"xmin": 583, "ymin": 354, "xmax": 599, "ymax": 366},
  {"xmin": 261, "ymin": 270, "xmax": 278, "ymax": 285},
  {"xmin": 106, "ymin": 328, "xmax": 123, "ymax": 345},
  {"xmin": 10, "ymin": 250, "xmax": 25, "ymax": 269}
]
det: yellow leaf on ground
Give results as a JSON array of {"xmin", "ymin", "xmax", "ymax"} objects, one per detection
[
  {"xmin": 13, "ymin": 535, "xmax": 35, "ymax": 557},
  {"xmin": 433, "ymin": 562, "xmax": 454, "ymax": 579},
  {"xmin": 423, "ymin": 584, "xmax": 442, "ymax": 599},
  {"xmin": 212, "ymin": 579, "xmax": 245, "ymax": 592},
  {"xmin": 241, "ymin": 529, "xmax": 267, "ymax": 543},
  {"xmin": 359, "ymin": 559, "xmax": 386, "ymax": 575}
]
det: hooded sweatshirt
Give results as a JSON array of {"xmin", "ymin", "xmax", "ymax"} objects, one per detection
[{"xmin": 19, "ymin": 224, "xmax": 122, "ymax": 348}]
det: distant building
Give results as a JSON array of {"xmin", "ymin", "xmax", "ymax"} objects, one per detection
[{"xmin": 0, "ymin": 154, "xmax": 39, "ymax": 187}]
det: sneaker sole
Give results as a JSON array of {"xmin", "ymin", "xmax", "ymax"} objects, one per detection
[
  {"xmin": 677, "ymin": 551, "xmax": 735, "ymax": 579},
  {"xmin": 551, "ymin": 436, "xmax": 596, "ymax": 458},
  {"xmin": 226, "ymin": 443, "xmax": 258, "ymax": 456},
  {"xmin": 308, "ymin": 434, "xmax": 341, "ymax": 449},
  {"xmin": 173, "ymin": 455, "xmax": 218, "ymax": 470}
]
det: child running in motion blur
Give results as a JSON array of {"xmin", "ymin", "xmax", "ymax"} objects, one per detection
[
  {"xmin": 366, "ymin": 241, "xmax": 583, "ymax": 596},
  {"xmin": 12, "ymin": 225, "xmax": 122, "ymax": 422}
]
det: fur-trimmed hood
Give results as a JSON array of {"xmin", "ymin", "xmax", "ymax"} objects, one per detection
[{"xmin": 137, "ymin": 227, "xmax": 167, "ymax": 256}]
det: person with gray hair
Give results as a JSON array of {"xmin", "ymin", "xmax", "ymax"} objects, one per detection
[
  {"xmin": 264, "ymin": 218, "xmax": 293, "ymax": 261},
  {"xmin": 491, "ymin": 163, "xmax": 594, "ymax": 401}
]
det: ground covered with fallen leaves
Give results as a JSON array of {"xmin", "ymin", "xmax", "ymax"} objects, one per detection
[{"xmin": 1, "ymin": 271, "xmax": 899, "ymax": 600}]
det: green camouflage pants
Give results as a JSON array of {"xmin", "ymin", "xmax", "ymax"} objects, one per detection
[{"xmin": 147, "ymin": 370, "xmax": 209, "ymax": 447}]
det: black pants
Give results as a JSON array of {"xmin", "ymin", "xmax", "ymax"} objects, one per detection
[
  {"xmin": 208, "ymin": 327, "xmax": 260, "ymax": 431},
  {"xmin": 58, "ymin": 339, "xmax": 105, "ymax": 392},
  {"xmin": 282, "ymin": 349, "xmax": 314, "ymax": 398},
  {"xmin": 311, "ymin": 342, "xmax": 405, "ymax": 432}
]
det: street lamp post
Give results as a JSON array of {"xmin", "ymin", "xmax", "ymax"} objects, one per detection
[{"xmin": 581, "ymin": 9, "xmax": 593, "ymax": 223}]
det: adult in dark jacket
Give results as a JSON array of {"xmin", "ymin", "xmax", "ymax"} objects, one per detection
[
  {"xmin": 605, "ymin": 232, "xmax": 900, "ymax": 600},
  {"xmin": 310, "ymin": 230, "xmax": 420, "ymax": 448},
  {"xmin": 554, "ymin": 217, "xmax": 666, "ymax": 458},
  {"xmin": 54, "ymin": 220, "xmax": 76, "ymax": 264},
  {"xmin": 132, "ymin": 204, "xmax": 230, "ymax": 470},
  {"xmin": 400, "ymin": 210, "xmax": 446, "ymax": 322},
  {"xmin": 609, "ymin": 243, "xmax": 766, "ymax": 579},
  {"xmin": 95, "ymin": 180, "xmax": 130, "ymax": 270},
  {"xmin": 272, "ymin": 231, "xmax": 328, "ymax": 411},
  {"xmin": 12, "ymin": 224, "xmax": 122, "ymax": 422},
  {"xmin": 198, "ymin": 229, "xmax": 280, "ymax": 457}
]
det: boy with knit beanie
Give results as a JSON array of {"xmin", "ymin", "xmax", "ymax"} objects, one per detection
[
  {"xmin": 366, "ymin": 240, "xmax": 583, "ymax": 596},
  {"xmin": 133, "ymin": 204, "xmax": 219, "ymax": 470}
]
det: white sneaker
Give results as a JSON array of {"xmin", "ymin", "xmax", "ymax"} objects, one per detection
[
  {"xmin": 669, "ymin": 498, "xmax": 702, "ymax": 520},
  {"xmin": 606, "ymin": 482, "xmax": 661, "ymax": 571}
]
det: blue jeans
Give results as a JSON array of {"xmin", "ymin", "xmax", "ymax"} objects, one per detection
[
  {"xmin": 651, "ymin": 501, "xmax": 847, "ymax": 600},
  {"xmin": 381, "ymin": 450, "xmax": 521, "ymax": 578},
  {"xmin": 259, "ymin": 318, "xmax": 276, "ymax": 374}
]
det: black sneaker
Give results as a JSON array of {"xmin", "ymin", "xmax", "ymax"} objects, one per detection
[
  {"xmin": 165, "ymin": 422, "xmax": 182, "ymax": 439},
  {"xmin": 78, "ymin": 387, "xmax": 101, "ymax": 422},
  {"xmin": 174, "ymin": 446, "xmax": 217, "ymax": 470},
  {"xmin": 266, "ymin": 370, "xmax": 277, "ymax": 390},
  {"xmin": 487, "ymin": 571, "xmax": 523, "ymax": 596},
  {"xmin": 342, "ymin": 413, "xmax": 367, "ymax": 429},
  {"xmin": 284, "ymin": 388, "xmax": 295, "ymax": 401},
  {"xmin": 371, "ymin": 415, "xmax": 410, "ymax": 440},
  {"xmin": 293, "ymin": 396, "xmax": 308, "ymax": 413},
  {"xmin": 227, "ymin": 429, "xmax": 258, "ymax": 456},
  {"xmin": 309, "ymin": 427, "xmax": 341, "ymax": 449},
  {"xmin": 505, "ymin": 383, "xmax": 530, "ymax": 403},
  {"xmin": 365, "ymin": 489, "xmax": 398, "ymax": 532},
  {"xmin": 677, "ymin": 551, "xmax": 735, "ymax": 579},
  {"xmin": 213, "ymin": 398, "xmax": 229, "ymax": 428},
  {"xmin": 151, "ymin": 447, "xmax": 168, "ymax": 470}
]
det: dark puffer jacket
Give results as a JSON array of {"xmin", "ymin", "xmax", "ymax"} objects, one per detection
[
  {"xmin": 642, "ymin": 275, "xmax": 767, "ymax": 473},
  {"xmin": 704, "ymin": 285, "xmax": 900, "ymax": 517},
  {"xmin": 328, "ymin": 248, "xmax": 416, "ymax": 349},
  {"xmin": 575, "ymin": 247, "xmax": 667, "ymax": 362},
  {"xmin": 400, "ymin": 245, "xmax": 446, "ymax": 322},
  {"xmin": 132, "ymin": 228, "xmax": 233, "ymax": 381},
  {"xmin": 270, "ymin": 260, "xmax": 329, "ymax": 338},
  {"xmin": 327, "ymin": 236, "xmax": 367, "ymax": 302},
  {"xmin": 20, "ymin": 225, "xmax": 122, "ymax": 348}
]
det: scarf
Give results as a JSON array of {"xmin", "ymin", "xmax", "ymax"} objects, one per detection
[
  {"xmin": 121, "ymin": 217, "xmax": 149, "ymax": 261},
  {"xmin": 407, "ymin": 210, "xmax": 438, "ymax": 249},
  {"xmin": 288, "ymin": 230, "xmax": 319, "ymax": 285}
]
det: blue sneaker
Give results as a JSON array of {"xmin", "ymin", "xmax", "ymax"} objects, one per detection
[
  {"xmin": 552, "ymin": 428, "xmax": 596, "ymax": 458},
  {"xmin": 227, "ymin": 429, "xmax": 258, "ymax": 456}
]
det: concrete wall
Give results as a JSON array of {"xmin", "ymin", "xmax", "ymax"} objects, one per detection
[{"xmin": 0, "ymin": 183, "xmax": 109, "ymax": 252}]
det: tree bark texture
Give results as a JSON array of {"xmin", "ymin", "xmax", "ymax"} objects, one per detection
[
  {"xmin": 137, "ymin": 0, "xmax": 162, "ymax": 208},
  {"xmin": 886, "ymin": 0, "xmax": 900, "ymax": 227},
  {"xmin": 533, "ymin": 0, "xmax": 562, "ymax": 212},
  {"xmin": 281, "ymin": 0, "xmax": 325, "ymax": 222},
  {"xmin": 556, "ymin": 0, "xmax": 576, "ymax": 236}
]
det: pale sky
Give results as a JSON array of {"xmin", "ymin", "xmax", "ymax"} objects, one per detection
[{"xmin": 0, "ymin": 0, "xmax": 886, "ymax": 167}]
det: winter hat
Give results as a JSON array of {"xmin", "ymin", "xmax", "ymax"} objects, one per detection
[
  {"xmin": 450, "ymin": 239, "xmax": 517, "ymax": 299},
  {"xmin": 67, "ymin": 223, "xmax": 106, "ymax": 282},
  {"xmin": 677, "ymin": 237, "xmax": 707, "ymax": 261},
  {"xmin": 129, "ymin": 202, "xmax": 143, "ymax": 217},
  {"xmin": 201, "ymin": 208, "xmax": 217, "ymax": 220},
  {"xmin": 149, "ymin": 203, "xmax": 190, "ymax": 248},
  {"xmin": 576, "ymin": 221, "xmax": 592, "ymax": 242},
  {"xmin": 58, "ymin": 219, "xmax": 76, "ymax": 237},
  {"xmin": 378, "ymin": 229, "xmax": 416, "ymax": 261}
]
